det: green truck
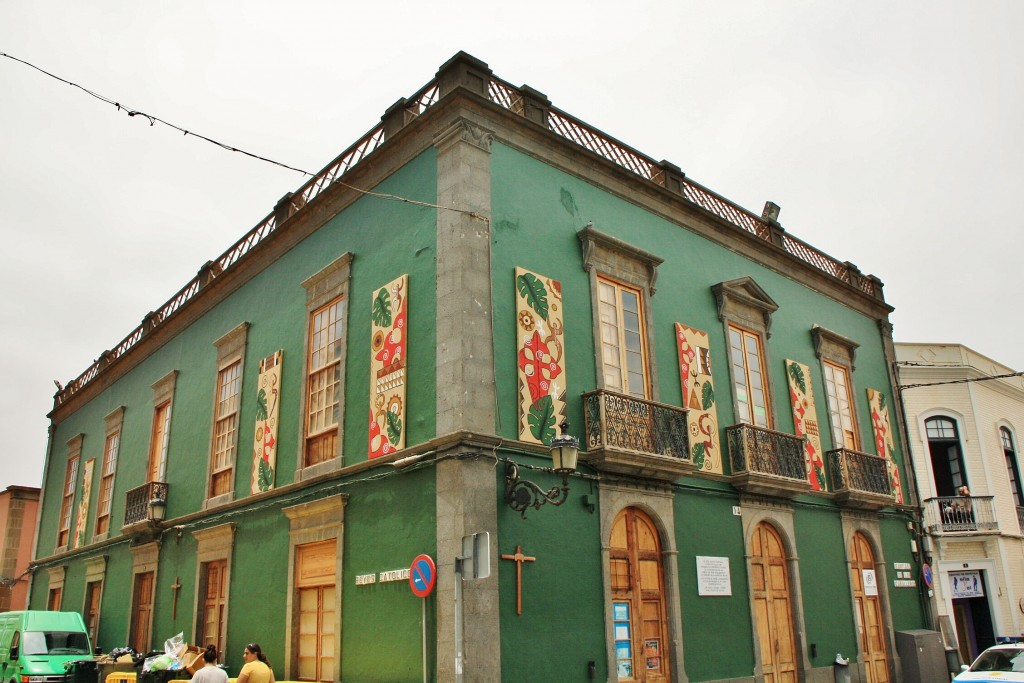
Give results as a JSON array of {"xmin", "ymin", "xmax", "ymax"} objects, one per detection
[{"xmin": 0, "ymin": 611, "xmax": 93, "ymax": 683}]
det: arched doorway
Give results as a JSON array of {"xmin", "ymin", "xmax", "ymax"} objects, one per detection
[
  {"xmin": 609, "ymin": 507, "xmax": 670, "ymax": 681},
  {"xmin": 750, "ymin": 522, "xmax": 798, "ymax": 683},
  {"xmin": 850, "ymin": 532, "xmax": 890, "ymax": 683}
]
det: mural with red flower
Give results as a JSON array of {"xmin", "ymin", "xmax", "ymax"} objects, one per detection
[
  {"xmin": 786, "ymin": 359, "xmax": 827, "ymax": 491},
  {"xmin": 516, "ymin": 267, "xmax": 565, "ymax": 445},
  {"xmin": 251, "ymin": 350, "xmax": 282, "ymax": 493},
  {"xmin": 675, "ymin": 324, "xmax": 721, "ymax": 473},
  {"xmin": 369, "ymin": 274, "xmax": 408, "ymax": 458},
  {"xmin": 867, "ymin": 387, "xmax": 903, "ymax": 504}
]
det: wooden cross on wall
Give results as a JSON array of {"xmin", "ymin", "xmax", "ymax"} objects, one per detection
[
  {"xmin": 500, "ymin": 545, "xmax": 535, "ymax": 615},
  {"xmin": 170, "ymin": 576, "xmax": 182, "ymax": 620}
]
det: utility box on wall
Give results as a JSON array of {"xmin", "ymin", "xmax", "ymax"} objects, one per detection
[{"xmin": 895, "ymin": 630, "xmax": 947, "ymax": 683}]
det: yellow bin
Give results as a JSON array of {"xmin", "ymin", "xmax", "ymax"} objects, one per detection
[{"xmin": 105, "ymin": 673, "xmax": 137, "ymax": 683}]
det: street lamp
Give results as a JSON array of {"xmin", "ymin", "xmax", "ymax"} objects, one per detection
[
  {"xmin": 148, "ymin": 496, "xmax": 167, "ymax": 523},
  {"xmin": 505, "ymin": 420, "xmax": 580, "ymax": 519}
]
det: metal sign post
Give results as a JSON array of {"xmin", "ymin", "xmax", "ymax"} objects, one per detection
[
  {"xmin": 409, "ymin": 554, "xmax": 436, "ymax": 683},
  {"xmin": 455, "ymin": 532, "xmax": 490, "ymax": 683}
]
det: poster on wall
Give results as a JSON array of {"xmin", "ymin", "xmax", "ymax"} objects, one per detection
[
  {"xmin": 369, "ymin": 274, "xmax": 408, "ymax": 458},
  {"xmin": 251, "ymin": 350, "xmax": 283, "ymax": 493},
  {"xmin": 675, "ymin": 324, "xmax": 722, "ymax": 473},
  {"xmin": 862, "ymin": 569, "xmax": 878, "ymax": 596},
  {"xmin": 950, "ymin": 571, "xmax": 984, "ymax": 599},
  {"xmin": 73, "ymin": 459, "xmax": 94, "ymax": 548},
  {"xmin": 785, "ymin": 359, "xmax": 827, "ymax": 491},
  {"xmin": 867, "ymin": 388, "xmax": 904, "ymax": 504},
  {"xmin": 515, "ymin": 267, "xmax": 566, "ymax": 445},
  {"xmin": 696, "ymin": 556, "xmax": 732, "ymax": 596}
]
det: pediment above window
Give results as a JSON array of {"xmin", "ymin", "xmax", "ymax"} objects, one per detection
[
  {"xmin": 578, "ymin": 225, "xmax": 663, "ymax": 295},
  {"xmin": 811, "ymin": 325, "xmax": 859, "ymax": 370},
  {"xmin": 712, "ymin": 277, "xmax": 778, "ymax": 336}
]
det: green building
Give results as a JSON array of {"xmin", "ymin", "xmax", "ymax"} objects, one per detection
[{"xmin": 30, "ymin": 52, "xmax": 932, "ymax": 683}]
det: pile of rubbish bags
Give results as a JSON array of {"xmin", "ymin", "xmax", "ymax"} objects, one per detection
[{"xmin": 143, "ymin": 633, "xmax": 198, "ymax": 673}]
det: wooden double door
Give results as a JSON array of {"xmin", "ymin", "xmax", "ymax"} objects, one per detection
[
  {"xmin": 750, "ymin": 522, "xmax": 798, "ymax": 683},
  {"xmin": 849, "ymin": 533, "xmax": 891, "ymax": 683},
  {"xmin": 609, "ymin": 508, "xmax": 670, "ymax": 682}
]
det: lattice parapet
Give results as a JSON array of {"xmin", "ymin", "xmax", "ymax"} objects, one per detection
[{"xmin": 54, "ymin": 58, "xmax": 883, "ymax": 409}]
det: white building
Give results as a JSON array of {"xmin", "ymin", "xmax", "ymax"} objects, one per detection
[{"xmin": 896, "ymin": 342, "xmax": 1024, "ymax": 665}]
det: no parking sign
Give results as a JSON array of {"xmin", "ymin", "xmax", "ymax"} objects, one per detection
[{"xmin": 409, "ymin": 554, "xmax": 436, "ymax": 598}]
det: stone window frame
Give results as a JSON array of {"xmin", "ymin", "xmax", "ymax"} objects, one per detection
[
  {"xmin": 204, "ymin": 324, "xmax": 249, "ymax": 509},
  {"xmin": 148, "ymin": 371, "xmax": 178, "ymax": 483},
  {"xmin": 128, "ymin": 541, "xmax": 160, "ymax": 653},
  {"xmin": 56, "ymin": 435, "xmax": 83, "ymax": 553},
  {"xmin": 998, "ymin": 423, "xmax": 1024, "ymax": 509},
  {"xmin": 46, "ymin": 566, "xmax": 66, "ymax": 609},
  {"xmin": 811, "ymin": 325, "xmax": 862, "ymax": 452},
  {"xmin": 191, "ymin": 524, "xmax": 235, "ymax": 652},
  {"xmin": 94, "ymin": 407, "xmax": 125, "ymax": 543},
  {"xmin": 578, "ymin": 225, "xmax": 663, "ymax": 401},
  {"xmin": 283, "ymin": 495, "xmax": 346, "ymax": 682},
  {"xmin": 83, "ymin": 555, "xmax": 107, "ymax": 643},
  {"xmin": 298, "ymin": 253, "xmax": 354, "ymax": 481},
  {"xmin": 712, "ymin": 277, "xmax": 779, "ymax": 429}
]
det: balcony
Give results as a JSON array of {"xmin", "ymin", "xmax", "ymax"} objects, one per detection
[
  {"xmin": 727, "ymin": 424, "xmax": 810, "ymax": 498},
  {"xmin": 1018, "ymin": 506, "xmax": 1024, "ymax": 534},
  {"xmin": 581, "ymin": 389, "xmax": 693, "ymax": 481},
  {"xmin": 827, "ymin": 448, "xmax": 895, "ymax": 510},
  {"xmin": 923, "ymin": 496, "xmax": 998, "ymax": 534},
  {"xmin": 123, "ymin": 481, "xmax": 169, "ymax": 529}
]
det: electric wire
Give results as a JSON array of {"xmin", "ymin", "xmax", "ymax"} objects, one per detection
[{"xmin": 0, "ymin": 50, "xmax": 488, "ymax": 224}]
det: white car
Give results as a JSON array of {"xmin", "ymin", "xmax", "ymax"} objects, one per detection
[{"xmin": 954, "ymin": 644, "xmax": 1024, "ymax": 682}]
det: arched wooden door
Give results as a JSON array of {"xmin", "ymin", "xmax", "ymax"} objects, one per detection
[
  {"xmin": 609, "ymin": 507, "xmax": 670, "ymax": 681},
  {"xmin": 751, "ymin": 522, "xmax": 798, "ymax": 683},
  {"xmin": 850, "ymin": 533, "xmax": 890, "ymax": 683}
]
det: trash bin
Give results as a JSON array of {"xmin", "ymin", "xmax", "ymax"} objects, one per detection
[
  {"xmin": 66, "ymin": 659, "xmax": 99, "ymax": 683},
  {"xmin": 833, "ymin": 653, "xmax": 851, "ymax": 683}
]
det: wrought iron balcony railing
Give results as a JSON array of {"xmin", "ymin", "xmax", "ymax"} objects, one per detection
[
  {"xmin": 923, "ymin": 495, "xmax": 998, "ymax": 534},
  {"xmin": 1018, "ymin": 506, "xmax": 1024, "ymax": 534},
  {"xmin": 123, "ymin": 481, "xmax": 168, "ymax": 527},
  {"xmin": 827, "ymin": 448, "xmax": 894, "ymax": 510},
  {"xmin": 727, "ymin": 424, "xmax": 808, "ymax": 497},
  {"xmin": 828, "ymin": 448, "xmax": 892, "ymax": 495},
  {"xmin": 581, "ymin": 389, "xmax": 692, "ymax": 480}
]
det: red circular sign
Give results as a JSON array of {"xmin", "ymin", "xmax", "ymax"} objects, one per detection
[{"xmin": 409, "ymin": 554, "xmax": 436, "ymax": 598}]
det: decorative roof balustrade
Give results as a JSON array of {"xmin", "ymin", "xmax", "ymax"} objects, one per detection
[{"xmin": 54, "ymin": 59, "xmax": 884, "ymax": 409}]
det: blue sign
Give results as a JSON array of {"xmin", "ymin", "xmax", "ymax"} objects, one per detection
[{"xmin": 409, "ymin": 554, "xmax": 436, "ymax": 598}]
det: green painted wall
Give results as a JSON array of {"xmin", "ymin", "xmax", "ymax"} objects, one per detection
[
  {"xmin": 792, "ymin": 506, "xmax": 858, "ymax": 668},
  {"xmin": 33, "ymin": 150, "xmax": 440, "ymax": 682},
  {"xmin": 497, "ymin": 453, "xmax": 606, "ymax": 682},
  {"xmin": 488, "ymin": 141, "xmax": 927, "ymax": 679},
  {"xmin": 675, "ymin": 487, "xmax": 753, "ymax": 681}
]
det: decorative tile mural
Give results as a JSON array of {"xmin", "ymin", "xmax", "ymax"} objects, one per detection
[
  {"xmin": 516, "ymin": 267, "xmax": 566, "ymax": 445},
  {"xmin": 251, "ymin": 350, "xmax": 283, "ymax": 493},
  {"xmin": 74, "ymin": 458, "xmax": 94, "ymax": 548},
  {"xmin": 785, "ymin": 359, "xmax": 826, "ymax": 491},
  {"xmin": 867, "ymin": 388, "xmax": 903, "ymax": 504},
  {"xmin": 675, "ymin": 324, "xmax": 721, "ymax": 473},
  {"xmin": 370, "ymin": 274, "xmax": 408, "ymax": 458}
]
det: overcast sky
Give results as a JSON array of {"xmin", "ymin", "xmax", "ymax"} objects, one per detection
[{"xmin": 2, "ymin": 2, "xmax": 1022, "ymax": 491}]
